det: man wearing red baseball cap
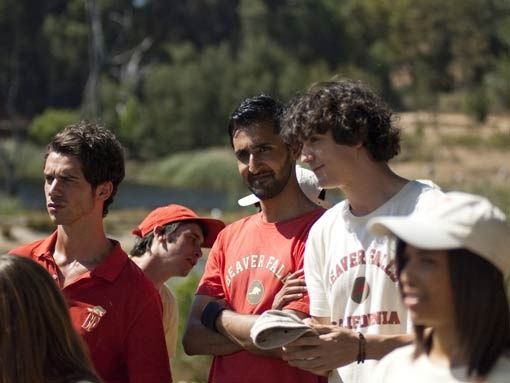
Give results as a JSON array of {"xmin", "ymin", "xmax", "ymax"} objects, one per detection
[{"xmin": 130, "ymin": 204, "xmax": 225, "ymax": 367}]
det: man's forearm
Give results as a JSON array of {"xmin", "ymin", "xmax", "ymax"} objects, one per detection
[
  {"xmin": 182, "ymin": 295, "xmax": 243, "ymax": 356},
  {"xmin": 182, "ymin": 315, "xmax": 243, "ymax": 356},
  {"xmin": 365, "ymin": 333, "xmax": 413, "ymax": 360},
  {"xmin": 216, "ymin": 310, "xmax": 283, "ymax": 358}
]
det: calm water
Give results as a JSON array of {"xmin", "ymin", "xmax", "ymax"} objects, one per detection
[{"xmin": 14, "ymin": 178, "xmax": 235, "ymax": 211}]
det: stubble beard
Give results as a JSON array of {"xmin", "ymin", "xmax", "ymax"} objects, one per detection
[{"xmin": 247, "ymin": 154, "xmax": 294, "ymax": 201}]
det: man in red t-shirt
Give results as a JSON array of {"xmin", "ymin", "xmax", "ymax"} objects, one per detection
[
  {"xmin": 9, "ymin": 122, "xmax": 172, "ymax": 383},
  {"xmin": 183, "ymin": 95, "xmax": 326, "ymax": 383}
]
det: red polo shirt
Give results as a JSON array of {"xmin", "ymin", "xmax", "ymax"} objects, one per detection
[{"xmin": 10, "ymin": 231, "xmax": 172, "ymax": 383}]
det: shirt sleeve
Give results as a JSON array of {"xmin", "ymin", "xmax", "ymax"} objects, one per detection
[
  {"xmin": 125, "ymin": 288, "xmax": 173, "ymax": 383},
  {"xmin": 304, "ymin": 221, "xmax": 331, "ymax": 318},
  {"xmin": 196, "ymin": 230, "xmax": 226, "ymax": 299}
]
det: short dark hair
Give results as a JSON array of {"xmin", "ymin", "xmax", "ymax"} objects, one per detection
[
  {"xmin": 396, "ymin": 240, "xmax": 510, "ymax": 378},
  {"xmin": 282, "ymin": 79, "xmax": 400, "ymax": 161},
  {"xmin": 130, "ymin": 220, "xmax": 207, "ymax": 257},
  {"xmin": 227, "ymin": 95, "xmax": 284, "ymax": 146},
  {"xmin": 45, "ymin": 121, "xmax": 125, "ymax": 217}
]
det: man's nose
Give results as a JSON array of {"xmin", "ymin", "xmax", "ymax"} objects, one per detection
[
  {"xmin": 248, "ymin": 153, "xmax": 261, "ymax": 173},
  {"xmin": 301, "ymin": 146, "xmax": 313, "ymax": 163},
  {"xmin": 47, "ymin": 179, "xmax": 61, "ymax": 196}
]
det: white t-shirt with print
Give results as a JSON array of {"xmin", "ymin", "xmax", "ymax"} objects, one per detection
[
  {"xmin": 304, "ymin": 181, "xmax": 443, "ymax": 383},
  {"xmin": 373, "ymin": 345, "xmax": 510, "ymax": 382}
]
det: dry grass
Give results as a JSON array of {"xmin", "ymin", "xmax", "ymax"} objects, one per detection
[{"xmin": 393, "ymin": 113, "xmax": 510, "ymax": 213}]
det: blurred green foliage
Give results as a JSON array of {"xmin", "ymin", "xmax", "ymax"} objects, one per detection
[
  {"xmin": 29, "ymin": 109, "xmax": 79, "ymax": 144},
  {"xmin": 1, "ymin": 0, "xmax": 509, "ymax": 161},
  {"xmin": 169, "ymin": 272, "xmax": 212, "ymax": 383},
  {"xmin": 135, "ymin": 147, "xmax": 243, "ymax": 192}
]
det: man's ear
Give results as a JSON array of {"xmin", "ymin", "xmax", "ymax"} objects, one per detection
[{"xmin": 95, "ymin": 181, "xmax": 113, "ymax": 201}]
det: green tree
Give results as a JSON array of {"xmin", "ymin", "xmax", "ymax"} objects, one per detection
[{"xmin": 140, "ymin": 42, "xmax": 235, "ymax": 157}]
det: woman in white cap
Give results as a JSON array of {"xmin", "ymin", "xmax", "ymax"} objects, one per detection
[{"xmin": 369, "ymin": 191, "xmax": 510, "ymax": 382}]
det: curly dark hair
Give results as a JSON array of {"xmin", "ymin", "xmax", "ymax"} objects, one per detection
[
  {"xmin": 45, "ymin": 121, "xmax": 125, "ymax": 217},
  {"xmin": 282, "ymin": 79, "xmax": 401, "ymax": 161},
  {"xmin": 227, "ymin": 95, "xmax": 284, "ymax": 146}
]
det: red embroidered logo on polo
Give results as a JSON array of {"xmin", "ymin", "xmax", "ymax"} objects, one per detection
[{"xmin": 81, "ymin": 306, "xmax": 107, "ymax": 332}]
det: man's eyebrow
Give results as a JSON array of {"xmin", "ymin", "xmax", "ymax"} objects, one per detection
[
  {"xmin": 43, "ymin": 169, "xmax": 75, "ymax": 177},
  {"xmin": 242, "ymin": 142, "xmax": 273, "ymax": 151},
  {"xmin": 56, "ymin": 172, "xmax": 81, "ymax": 180},
  {"xmin": 187, "ymin": 231, "xmax": 204, "ymax": 241}
]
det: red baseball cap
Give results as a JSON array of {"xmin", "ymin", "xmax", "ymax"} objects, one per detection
[{"xmin": 132, "ymin": 204, "xmax": 225, "ymax": 248}]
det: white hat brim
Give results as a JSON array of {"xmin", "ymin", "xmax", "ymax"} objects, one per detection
[
  {"xmin": 238, "ymin": 194, "xmax": 260, "ymax": 207},
  {"xmin": 369, "ymin": 216, "xmax": 464, "ymax": 250}
]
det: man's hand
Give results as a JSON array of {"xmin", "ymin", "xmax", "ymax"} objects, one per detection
[
  {"xmin": 272, "ymin": 269, "xmax": 307, "ymax": 310},
  {"xmin": 281, "ymin": 324, "xmax": 358, "ymax": 375}
]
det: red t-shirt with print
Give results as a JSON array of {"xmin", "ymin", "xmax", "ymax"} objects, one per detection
[{"xmin": 197, "ymin": 208, "xmax": 325, "ymax": 383}]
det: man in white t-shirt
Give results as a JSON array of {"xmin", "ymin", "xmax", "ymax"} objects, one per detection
[
  {"xmin": 279, "ymin": 79, "xmax": 443, "ymax": 383},
  {"xmin": 130, "ymin": 204, "xmax": 225, "ymax": 367}
]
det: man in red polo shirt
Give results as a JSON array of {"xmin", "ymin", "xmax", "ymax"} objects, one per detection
[{"xmin": 9, "ymin": 121, "xmax": 172, "ymax": 383}]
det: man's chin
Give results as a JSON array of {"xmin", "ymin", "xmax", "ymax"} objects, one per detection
[
  {"xmin": 248, "ymin": 186, "xmax": 281, "ymax": 201},
  {"xmin": 47, "ymin": 214, "xmax": 59, "ymax": 224}
]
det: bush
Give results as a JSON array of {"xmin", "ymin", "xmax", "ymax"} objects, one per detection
[
  {"xmin": 136, "ymin": 147, "xmax": 243, "ymax": 192},
  {"xmin": 463, "ymin": 86, "xmax": 489, "ymax": 123},
  {"xmin": 29, "ymin": 109, "xmax": 79, "ymax": 145}
]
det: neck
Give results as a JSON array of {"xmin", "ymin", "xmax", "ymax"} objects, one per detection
[
  {"xmin": 131, "ymin": 253, "xmax": 174, "ymax": 288},
  {"xmin": 259, "ymin": 176, "xmax": 320, "ymax": 223},
  {"xmin": 54, "ymin": 218, "xmax": 110, "ymax": 265},
  {"xmin": 429, "ymin": 325, "xmax": 467, "ymax": 367},
  {"xmin": 342, "ymin": 162, "xmax": 408, "ymax": 216}
]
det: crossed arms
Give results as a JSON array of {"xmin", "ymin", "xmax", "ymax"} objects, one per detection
[{"xmin": 182, "ymin": 269, "xmax": 412, "ymax": 376}]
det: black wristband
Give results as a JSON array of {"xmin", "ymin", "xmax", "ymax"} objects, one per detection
[{"xmin": 200, "ymin": 301, "xmax": 226, "ymax": 333}]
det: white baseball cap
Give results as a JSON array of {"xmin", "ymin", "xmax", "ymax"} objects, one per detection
[
  {"xmin": 369, "ymin": 192, "xmax": 510, "ymax": 275},
  {"xmin": 250, "ymin": 310, "xmax": 317, "ymax": 350},
  {"xmin": 237, "ymin": 165, "xmax": 335, "ymax": 208}
]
